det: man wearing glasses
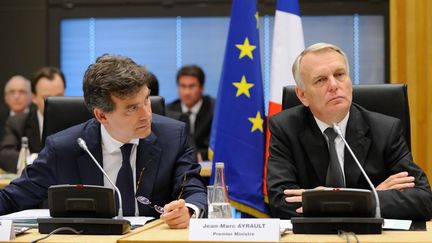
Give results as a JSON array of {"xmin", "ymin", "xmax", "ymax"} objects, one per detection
[{"xmin": 0, "ymin": 54, "xmax": 207, "ymax": 229}]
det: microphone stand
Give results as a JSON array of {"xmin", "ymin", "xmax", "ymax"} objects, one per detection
[
  {"xmin": 290, "ymin": 123, "xmax": 383, "ymax": 234},
  {"xmin": 332, "ymin": 123, "xmax": 381, "ymax": 219},
  {"xmin": 37, "ymin": 138, "xmax": 131, "ymax": 235},
  {"xmin": 77, "ymin": 138, "xmax": 124, "ymax": 219}
]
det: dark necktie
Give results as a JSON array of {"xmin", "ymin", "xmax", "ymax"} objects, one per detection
[
  {"xmin": 185, "ymin": 110, "xmax": 194, "ymax": 134},
  {"xmin": 116, "ymin": 143, "xmax": 135, "ymax": 216},
  {"xmin": 324, "ymin": 128, "xmax": 345, "ymax": 187}
]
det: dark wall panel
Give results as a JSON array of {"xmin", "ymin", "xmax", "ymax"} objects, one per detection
[{"xmin": 0, "ymin": 0, "xmax": 47, "ymax": 106}]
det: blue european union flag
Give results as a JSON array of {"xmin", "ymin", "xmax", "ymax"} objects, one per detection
[{"xmin": 209, "ymin": 0, "xmax": 268, "ymax": 217}]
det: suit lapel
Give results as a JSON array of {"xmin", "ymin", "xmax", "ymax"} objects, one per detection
[
  {"xmin": 344, "ymin": 105, "xmax": 371, "ymax": 187},
  {"xmin": 25, "ymin": 108, "xmax": 42, "ymax": 152},
  {"xmin": 299, "ymin": 111, "xmax": 329, "ymax": 185},
  {"xmin": 135, "ymin": 133, "xmax": 162, "ymax": 215},
  {"xmin": 194, "ymin": 97, "xmax": 208, "ymax": 136},
  {"xmin": 77, "ymin": 120, "xmax": 104, "ymax": 185}
]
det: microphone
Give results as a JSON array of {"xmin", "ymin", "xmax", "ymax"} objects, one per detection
[
  {"xmin": 77, "ymin": 137, "xmax": 124, "ymax": 219},
  {"xmin": 38, "ymin": 138, "xmax": 131, "ymax": 235},
  {"xmin": 332, "ymin": 123, "xmax": 381, "ymax": 219},
  {"xmin": 290, "ymin": 122, "xmax": 384, "ymax": 234}
]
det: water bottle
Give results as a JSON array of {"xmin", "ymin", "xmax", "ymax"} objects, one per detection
[
  {"xmin": 208, "ymin": 162, "xmax": 232, "ymax": 218},
  {"xmin": 16, "ymin": 137, "xmax": 30, "ymax": 176}
]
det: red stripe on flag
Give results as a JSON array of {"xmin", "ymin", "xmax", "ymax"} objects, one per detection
[{"xmin": 264, "ymin": 101, "xmax": 283, "ymax": 198}]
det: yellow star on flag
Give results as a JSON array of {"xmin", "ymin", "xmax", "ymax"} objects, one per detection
[
  {"xmin": 248, "ymin": 111, "xmax": 264, "ymax": 133},
  {"xmin": 232, "ymin": 75, "xmax": 254, "ymax": 97},
  {"xmin": 255, "ymin": 12, "xmax": 259, "ymax": 29},
  {"xmin": 236, "ymin": 37, "xmax": 256, "ymax": 60}
]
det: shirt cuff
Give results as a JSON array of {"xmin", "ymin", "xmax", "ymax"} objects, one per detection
[{"xmin": 185, "ymin": 203, "xmax": 201, "ymax": 219}]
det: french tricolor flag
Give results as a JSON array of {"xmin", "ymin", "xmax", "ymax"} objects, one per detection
[
  {"xmin": 264, "ymin": 0, "xmax": 305, "ymax": 199},
  {"xmin": 268, "ymin": 0, "xmax": 305, "ymax": 116}
]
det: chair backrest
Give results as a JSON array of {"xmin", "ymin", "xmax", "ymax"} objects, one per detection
[
  {"xmin": 42, "ymin": 96, "xmax": 165, "ymax": 145},
  {"xmin": 282, "ymin": 84, "xmax": 411, "ymax": 149},
  {"xmin": 150, "ymin": 96, "xmax": 165, "ymax": 116}
]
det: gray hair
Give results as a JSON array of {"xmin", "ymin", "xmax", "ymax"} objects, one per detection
[
  {"xmin": 292, "ymin": 43, "xmax": 350, "ymax": 89},
  {"xmin": 5, "ymin": 75, "xmax": 31, "ymax": 95},
  {"xmin": 83, "ymin": 54, "xmax": 150, "ymax": 113}
]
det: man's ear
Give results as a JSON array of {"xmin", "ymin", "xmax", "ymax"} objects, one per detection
[
  {"xmin": 295, "ymin": 86, "xmax": 309, "ymax": 107},
  {"xmin": 93, "ymin": 108, "xmax": 108, "ymax": 125}
]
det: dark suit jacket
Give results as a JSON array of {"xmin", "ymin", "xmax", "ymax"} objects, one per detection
[
  {"xmin": 0, "ymin": 104, "xmax": 41, "ymax": 173},
  {"xmin": 0, "ymin": 114, "xmax": 207, "ymax": 217},
  {"xmin": 0, "ymin": 106, "xmax": 10, "ymax": 143},
  {"xmin": 267, "ymin": 103, "xmax": 432, "ymax": 220},
  {"xmin": 166, "ymin": 95, "xmax": 215, "ymax": 160}
]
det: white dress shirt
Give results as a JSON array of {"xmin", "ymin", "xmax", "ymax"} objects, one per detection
[
  {"xmin": 100, "ymin": 125, "xmax": 140, "ymax": 215},
  {"xmin": 37, "ymin": 110, "xmax": 44, "ymax": 140},
  {"xmin": 100, "ymin": 125, "xmax": 201, "ymax": 218}
]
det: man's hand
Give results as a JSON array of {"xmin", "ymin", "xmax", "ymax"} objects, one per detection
[
  {"xmin": 376, "ymin": 171, "xmax": 415, "ymax": 191},
  {"xmin": 284, "ymin": 187, "xmax": 326, "ymax": 214},
  {"xmin": 284, "ymin": 189, "xmax": 305, "ymax": 214},
  {"xmin": 160, "ymin": 199, "xmax": 190, "ymax": 229}
]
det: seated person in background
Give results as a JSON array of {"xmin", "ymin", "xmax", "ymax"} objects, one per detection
[
  {"xmin": 0, "ymin": 75, "xmax": 32, "ymax": 141},
  {"xmin": 266, "ymin": 42, "xmax": 432, "ymax": 220},
  {"xmin": 166, "ymin": 65, "xmax": 214, "ymax": 161},
  {"xmin": 0, "ymin": 67, "xmax": 66, "ymax": 173},
  {"xmin": 148, "ymin": 72, "xmax": 159, "ymax": 96},
  {"xmin": 0, "ymin": 54, "xmax": 207, "ymax": 228}
]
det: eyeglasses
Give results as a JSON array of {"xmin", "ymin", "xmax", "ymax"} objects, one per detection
[
  {"xmin": 136, "ymin": 196, "xmax": 164, "ymax": 214},
  {"xmin": 135, "ymin": 166, "xmax": 164, "ymax": 214},
  {"xmin": 135, "ymin": 166, "xmax": 190, "ymax": 215}
]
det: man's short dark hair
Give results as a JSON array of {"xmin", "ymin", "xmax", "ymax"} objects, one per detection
[
  {"xmin": 31, "ymin": 67, "xmax": 66, "ymax": 94},
  {"xmin": 176, "ymin": 65, "xmax": 205, "ymax": 87},
  {"xmin": 83, "ymin": 54, "xmax": 150, "ymax": 113}
]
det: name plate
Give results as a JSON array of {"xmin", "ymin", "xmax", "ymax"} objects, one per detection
[
  {"xmin": 0, "ymin": 220, "xmax": 14, "ymax": 240},
  {"xmin": 189, "ymin": 218, "xmax": 280, "ymax": 242}
]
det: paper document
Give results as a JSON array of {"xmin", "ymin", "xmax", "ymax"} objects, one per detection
[
  {"xmin": 0, "ymin": 209, "xmax": 50, "ymax": 228},
  {"xmin": 124, "ymin": 216, "xmax": 154, "ymax": 226},
  {"xmin": 383, "ymin": 219, "xmax": 412, "ymax": 230},
  {"xmin": 0, "ymin": 209, "xmax": 50, "ymax": 220},
  {"xmin": 280, "ymin": 219, "xmax": 292, "ymax": 235}
]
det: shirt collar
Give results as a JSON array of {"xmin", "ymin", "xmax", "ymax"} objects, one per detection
[
  {"xmin": 100, "ymin": 125, "xmax": 139, "ymax": 154},
  {"xmin": 10, "ymin": 107, "xmax": 29, "ymax": 116},
  {"xmin": 314, "ymin": 112, "xmax": 350, "ymax": 138},
  {"xmin": 181, "ymin": 98, "xmax": 203, "ymax": 114},
  {"xmin": 37, "ymin": 109, "xmax": 44, "ymax": 138}
]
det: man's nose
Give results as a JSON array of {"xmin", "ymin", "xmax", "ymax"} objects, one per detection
[
  {"xmin": 139, "ymin": 104, "xmax": 152, "ymax": 118},
  {"xmin": 183, "ymin": 87, "xmax": 193, "ymax": 95},
  {"xmin": 328, "ymin": 76, "xmax": 339, "ymax": 90}
]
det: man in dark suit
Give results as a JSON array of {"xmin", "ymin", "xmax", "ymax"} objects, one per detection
[
  {"xmin": 0, "ymin": 54, "xmax": 207, "ymax": 228},
  {"xmin": 267, "ymin": 43, "xmax": 432, "ymax": 220},
  {"xmin": 0, "ymin": 67, "xmax": 65, "ymax": 172},
  {"xmin": 0, "ymin": 75, "xmax": 32, "ymax": 142},
  {"xmin": 166, "ymin": 65, "xmax": 214, "ymax": 161}
]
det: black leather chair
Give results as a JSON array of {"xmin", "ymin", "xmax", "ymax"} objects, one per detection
[
  {"xmin": 282, "ymin": 84, "xmax": 411, "ymax": 149},
  {"xmin": 42, "ymin": 96, "xmax": 165, "ymax": 145}
]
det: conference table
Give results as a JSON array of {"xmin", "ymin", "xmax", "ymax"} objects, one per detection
[
  {"xmin": 0, "ymin": 161, "xmax": 212, "ymax": 190},
  {"xmin": 5, "ymin": 220, "xmax": 432, "ymax": 243},
  {"xmin": 0, "ymin": 179, "xmax": 11, "ymax": 189}
]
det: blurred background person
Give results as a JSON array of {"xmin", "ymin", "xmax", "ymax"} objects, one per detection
[
  {"xmin": 166, "ymin": 65, "xmax": 214, "ymax": 161},
  {"xmin": 0, "ymin": 67, "xmax": 66, "ymax": 173},
  {"xmin": 0, "ymin": 76, "xmax": 32, "ymax": 142}
]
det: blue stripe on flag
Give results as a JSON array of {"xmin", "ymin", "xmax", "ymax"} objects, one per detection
[
  {"xmin": 277, "ymin": 0, "xmax": 301, "ymax": 16},
  {"xmin": 209, "ymin": 0, "xmax": 268, "ymax": 217}
]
